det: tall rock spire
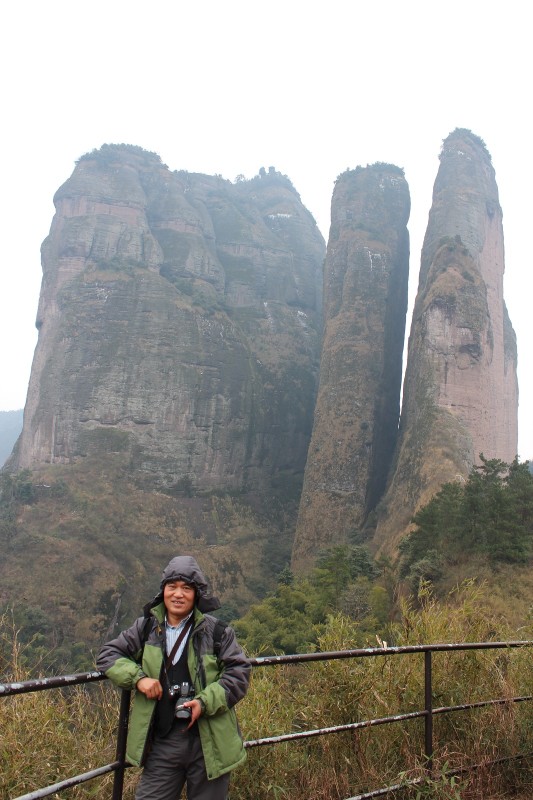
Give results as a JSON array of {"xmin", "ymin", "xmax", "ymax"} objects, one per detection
[
  {"xmin": 292, "ymin": 164, "xmax": 410, "ymax": 572},
  {"xmin": 373, "ymin": 129, "xmax": 518, "ymax": 554}
]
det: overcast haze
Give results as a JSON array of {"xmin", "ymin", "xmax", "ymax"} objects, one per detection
[{"xmin": 1, "ymin": 1, "xmax": 531, "ymax": 459}]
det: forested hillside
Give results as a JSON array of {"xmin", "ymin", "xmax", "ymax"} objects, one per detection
[{"xmin": 234, "ymin": 457, "xmax": 533, "ymax": 656}]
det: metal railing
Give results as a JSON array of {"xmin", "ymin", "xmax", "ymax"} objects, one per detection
[{"xmin": 2, "ymin": 639, "xmax": 533, "ymax": 800}]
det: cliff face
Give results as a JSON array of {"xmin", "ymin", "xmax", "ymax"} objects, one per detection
[
  {"xmin": 373, "ymin": 129, "xmax": 518, "ymax": 554},
  {"xmin": 13, "ymin": 148, "xmax": 325, "ymax": 495},
  {"xmin": 2, "ymin": 134, "xmax": 523, "ymax": 661},
  {"xmin": 292, "ymin": 164, "xmax": 410, "ymax": 571}
]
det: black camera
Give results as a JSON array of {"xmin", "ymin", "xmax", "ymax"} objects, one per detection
[{"xmin": 169, "ymin": 681, "xmax": 196, "ymax": 722}]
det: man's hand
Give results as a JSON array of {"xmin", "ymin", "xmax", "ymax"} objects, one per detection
[
  {"xmin": 136, "ymin": 677, "xmax": 163, "ymax": 700},
  {"xmin": 181, "ymin": 698, "xmax": 203, "ymax": 727}
]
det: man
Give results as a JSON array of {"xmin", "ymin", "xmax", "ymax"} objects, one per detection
[{"xmin": 97, "ymin": 555, "xmax": 250, "ymax": 800}]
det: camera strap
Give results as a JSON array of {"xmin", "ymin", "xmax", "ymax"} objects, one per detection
[{"xmin": 164, "ymin": 616, "xmax": 194, "ymax": 672}]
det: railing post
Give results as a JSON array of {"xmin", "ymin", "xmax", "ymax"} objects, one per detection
[
  {"xmin": 112, "ymin": 689, "xmax": 131, "ymax": 800},
  {"xmin": 424, "ymin": 650, "xmax": 433, "ymax": 772}
]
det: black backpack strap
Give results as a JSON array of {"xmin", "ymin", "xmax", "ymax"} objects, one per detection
[
  {"xmin": 194, "ymin": 618, "xmax": 228, "ymax": 690},
  {"xmin": 164, "ymin": 616, "xmax": 194, "ymax": 670},
  {"xmin": 141, "ymin": 615, "xmax": 153, "ymax": 645},
  {"xmin": 213, "ymin": 618, "xmax": 227, "ymax": 657},
  {"xmin": 137, "ymin": 615, "xmax": 154, "ymax": 663}
]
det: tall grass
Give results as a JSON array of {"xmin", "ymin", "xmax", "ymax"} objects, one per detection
[
  {"xmin": 0, "ymin": 614, "xmax": 138, "ymax": 799},
  {"xmin": 233, "ymin": 580, "xmax": 533, "ymax": 799},
  {"xmin": 2, "ymin": 582, "xmax": 533, "ymax": 799}
]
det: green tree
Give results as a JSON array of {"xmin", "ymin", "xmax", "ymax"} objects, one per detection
[
  {"xmin": 399, "ymin": 457, "xmax": 533, "ymax": 587},
  {"xmin": 235, "ymin": 545, "xmax": 385, "ymax": 654},
  {"xmin": 233, "ymin": 580, "xmax": 323, "ymax": 654},
  {"xmin": 399, "ymin": 482, "xmax": 462, "ymax": 577}
]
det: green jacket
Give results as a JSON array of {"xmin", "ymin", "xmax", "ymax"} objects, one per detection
[{"xmin": 97, "ymin": 604, "xmax": 250, "ymax": 779}]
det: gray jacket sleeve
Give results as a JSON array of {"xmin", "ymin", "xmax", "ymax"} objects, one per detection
[
  {"xmin": 96, "ymin": 616, "xmax": 147, "ymax": 679},
  {"xmin": 217, "ymin": 625, "xmax": 251, "ymax": 708}
]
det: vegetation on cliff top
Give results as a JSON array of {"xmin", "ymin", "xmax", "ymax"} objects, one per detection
[
  {"xmin": 77, "ymin": 143, "xmax": 165, "ymax": 167},
  {"xmin": 441, "ymin": 128, "xmax": 489, "ymax": 158}
]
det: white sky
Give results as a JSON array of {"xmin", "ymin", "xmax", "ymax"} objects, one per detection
[{"xmin": 1, "ymin": 1, "xmax": 531, "ymax": 459}]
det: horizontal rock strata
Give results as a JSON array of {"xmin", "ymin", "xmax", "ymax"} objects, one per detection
[{"xmin": 14, "ymin": 147, "xmax": 325, "ymax": 494}]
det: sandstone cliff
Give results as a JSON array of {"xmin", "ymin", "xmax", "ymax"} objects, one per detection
[
  {"xmin": 2, "ymin": 133, "xmax": 521, "ymax": 660},
  {"xmin": 292, "ymin": 164, "xmax": 410, "ymax": 571},
  {"xmin": 13, "ymin": 147, "xmax": 325, "ymax": 496},
  {"xmin": 1, "ymin": 146, "xmax": 325, "ymax": 654},
  {"xmin": 373, "ymin": 129, "xmax": 518, "ymax": 554}
]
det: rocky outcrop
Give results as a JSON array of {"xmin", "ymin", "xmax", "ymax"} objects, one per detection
[
  {"xmin": 292, "ymin": 164, "xmax": 410, "ymax": 571},
  {"xmin": 13, "ymin": 147, "xmax": 325, "ymax": 495},
  {"xmin": 373, "ymin": 129, "xmax": 518, "ymax": 554},
  {"xmin": 3, "ymin": 133, "xmax": 523, "ymax": 660},
  {"xmin": 6, "ymin": 132, "xmax": 520, "ymax": 590}
]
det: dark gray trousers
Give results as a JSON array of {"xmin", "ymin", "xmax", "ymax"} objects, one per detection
[{"xmin": 135, "ymin": 726, "xmax": 231, "ymax": 800}]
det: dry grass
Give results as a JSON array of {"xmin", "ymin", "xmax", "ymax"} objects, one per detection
[{"xmin": 3, "ymin": 582, "xmax": 533, "ymax": 799}]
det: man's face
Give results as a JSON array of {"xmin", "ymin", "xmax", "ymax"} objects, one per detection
[{"xmin": 164, "ymin": 580, "xmax": 196, "ymax": 625}]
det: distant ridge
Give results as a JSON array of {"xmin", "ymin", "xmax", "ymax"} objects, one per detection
[{"xmin": 0, "ymin": 409, "xmax": 23, "ymax": 466}]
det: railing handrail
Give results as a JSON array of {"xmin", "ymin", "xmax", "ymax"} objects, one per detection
[
  {"xmin": 0, "ymin": 670, "xmax": 105, "ymax": 696},
  {"xmin": 3, "ymin": 638, "xmax": 532, "ymax": 697},
  {"xmin": 249, "ymin": 638, "xmax": 533, "ymax": 666},
  {"xmin": 3, "ymin": 638, "xmax": 533, "ymax": 800}
]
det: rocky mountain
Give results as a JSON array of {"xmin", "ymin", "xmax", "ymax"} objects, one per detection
[
  {"xmin": 12, "ymin": 148, "xmax": 324, "ymax": 495},
  {"xmin": 292, "ymin": 164, "xmax": 410, "ymax": 571},
  {"xmin": 1, "ymin": 131, "xmax": 520, "ymax": 660},
  {"xmin": 1, "ymin": 146, "xmax": 325, "ymax": 654},
  {"xmin": 373, "ymin": 129, "xmax": 518, "ymax": 554},
  {"xmin": 292, "ymin": 129, "xmax": 518, "ymax": 570}
]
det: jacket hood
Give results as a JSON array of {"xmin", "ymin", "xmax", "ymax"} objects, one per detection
[{"xmin": 144, "ymin": 555, "xmax": 221, "ymax": 615}]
